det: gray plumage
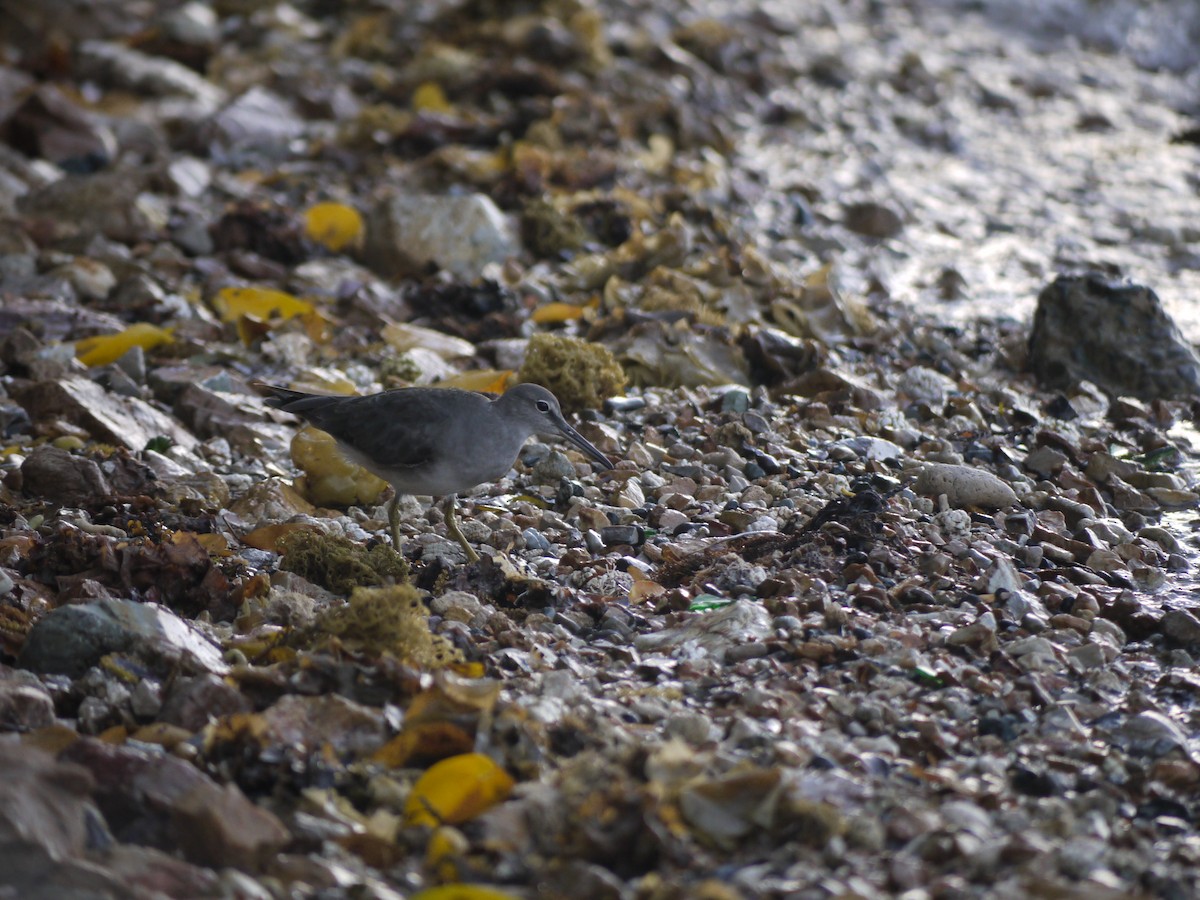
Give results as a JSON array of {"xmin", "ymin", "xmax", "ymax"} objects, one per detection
[{"xmin": 256, "ymin": 381, "xmax": 613, "ymax": 560}]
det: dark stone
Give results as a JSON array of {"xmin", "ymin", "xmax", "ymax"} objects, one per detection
[
  {"xmin": 18, "ymin": 445, "xmax": 113, "ymax": 505},
  {"xmin": 1028, "ymin": 274, "xmax": 1200, "ymax": 399},
  {"xmin": 600, "ymin": 525, "xmax": 643, "ymax": 547},
  {"xmin": 18, "ymin": 603, "xmax": 133, "ymax": 677}
]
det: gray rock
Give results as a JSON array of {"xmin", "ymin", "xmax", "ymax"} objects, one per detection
[
  {"xmin": 199, "ymin": 86, "xmax": 305, "ymax": 160},
  {"xmin": 364, "ymin": 191, "xmax": 520, "ymax": 281},
  {"xmin": 896, "ymin": 365, "xmax": 956, "ymax": 405},
  {"xmin": 18, "ymin": 170, "xmax": 154, "ymax": 244},
  {"xmin": 914, "ymin": 462, "xmax": 1018, "ymax": 509},
  {"xmin": 600, "ymin": 524, "xmax": 643, "ymax": 546},
  {"xmin": 18, "ymin": 445, "xmax": 112, "ymax": 505},
  {"xmin": 1028, "ymin": 274, "xmax": 1200, "ymax": 399},
  {"xmin": 19, "ymin": 598, "xmax": 228, "ymax": 678},
  {"xmin": 1108, "ymin": 710, "xmax": 1191, "ymax": 758},
  {"xmin": 77, "ymin": 39, "xmax": 225, "ymax": 107},
  {"xmin": 532, "ymin": 449, "xmax": 578, "ymax": 484},
  {"xmin": 15, "ymin": 376, "xmax": 198, "ymax": 451},
  {"xmin": 522, "ymin": 527, "xmax": 553, "ymax": 552},
  {"xmin": 1161, "ymin": 608, "xmax": 1200, "ymax": 647}
]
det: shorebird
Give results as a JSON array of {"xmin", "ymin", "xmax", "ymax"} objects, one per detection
[{"xmin": 256, "ymin": 381, "xmax": 613, "ymax": 561}]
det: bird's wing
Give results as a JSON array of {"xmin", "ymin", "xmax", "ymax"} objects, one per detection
[
  {"xmin": 324, "ymin": 397, "xmax": 440, "ymax": 472},
  {"xmin": 258, "ymin": 384, "xmax": 439, "ymax": 471}
]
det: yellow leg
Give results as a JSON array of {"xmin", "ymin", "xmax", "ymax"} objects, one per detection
[
  {"xmin": 443, "ymin": 495, "xmax": 478, "ymax": 563},
  {"xmin": 388, "ymin": 493, "xmax": 403, "ymax": 551}
]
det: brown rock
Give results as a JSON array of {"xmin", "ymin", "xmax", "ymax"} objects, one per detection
[
  {"xmin": 18, "ymin": 445, "xmax": 112, "ymax": 504},
  {"xmin": 101, "ymin": 845, "xmax": 222, "ymax": 898},
  {"xmin": 62, "ymin": 738, "xmax": 289, "ymax": 870},
  {"xmin": 171, "ymin": 782, "xmax": 291, "ymax": 870},
  {"xmin": 159, "ymin": 673, "xmax": 253, "ymax": 731},
  {"xmin": 842, "ymin": 200, "xmax": 904, "ymax": 238},
  {"xmin": 0, "ymin": 744, "xmax": 126, "ymax": 897}
]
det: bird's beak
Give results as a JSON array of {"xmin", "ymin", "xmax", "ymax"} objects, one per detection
[{"xmin": 558, "ymin": 422, "xmax": 613, "ymax": 469}]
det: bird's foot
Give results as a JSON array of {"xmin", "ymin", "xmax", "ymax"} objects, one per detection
[{"xmin": 442, "ymin": 496, "xmax": 480, "ymax": 564}]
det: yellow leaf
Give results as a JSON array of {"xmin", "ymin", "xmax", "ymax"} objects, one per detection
[
  {"xmin": 304, "ymin": 202, "xmax": 365, "ymax": 253},
  {"xmin": 213, "ymin": 286, "xmax": 314, "ymax": 323},
  {"xmin": 172, "ymin": 530, "xmax": 231, "ymax": 556},
  {"xmin": 531, "ymin": 301, "xmax": 586, "ymax": 324},
  {"xmin": 75, "ymin": 322, "xmax": 175, "ymax": 367},
  {"xmin": 98, "ymin": 725, "xmax": 128, "ymax": 744},
  {"xmin": 629, "ymin": 566, "xmax": 666, "ymax": 604},
  {"xmin": 412, "ymin": 81, "xmax": 451, "ymax": 113},
  {"xmin": 131, "ymin": 723, "xmax": 193, "ymax": 749},
  {"xmin": 403, "ymin": 753, "xmax": 514, "ymax": 828},
  {"xmin": 21, "ymin": 725, "xmax": 80, "ymax": 756},
  {"xmin": 409, "ymin": 886, "xmax": 521, "ymax": 900},
  {"xmin": 372, "ymin": 722, "xmax": 474, "ymax": 769},
  {"xmin": 433, "ymin": 370, "xmax": 514, "ymax": 394},
  {"xmin": 241, "ymin": 522, "xmax": 322, "ymax": 553}
]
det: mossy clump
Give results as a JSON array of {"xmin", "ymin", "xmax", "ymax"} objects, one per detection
[
  {"xmin": 518, "ymin": 332, "xmax": 626, "ymax": 414},
  {"xmin": 520, "ymin": 198, "xmax": 588, "ymax": 259},
  {"xmin": 378, "ymin": 352, "xmax": 422, "ymax": 388},
  {"xmin": 278, "ymin": 530, "xmax": 408, "ymax": 596},
  {"xmin": 318, "ymin": 583, "xmax": 462, "ymax": 666}
]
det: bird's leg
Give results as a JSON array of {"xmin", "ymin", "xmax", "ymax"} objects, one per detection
[
  {"xmin": 388, "ymin": 493, "xmax": 403, "ymax": 551},
  {"xmin": 442, "ymin": 495, "xmax": 479, "ymax": 563}
]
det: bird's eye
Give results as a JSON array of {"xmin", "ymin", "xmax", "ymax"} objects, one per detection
[{"xmin": 536, "ymin": 400, "xmax": 551, "ymax": 412}]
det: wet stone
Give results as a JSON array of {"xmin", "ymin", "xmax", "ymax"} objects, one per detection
[
  {"xmin": 600, "ymin": 524, "xmax": 643, "ymax": 547},
  {"xmin": 522, "ymin": 527, "xmax": 553, "ymax": 552},
  {"xmin": 1160, "ymin": 608, "xmax": 1200, "ymax": 648},
  {"xmin": 1028, "ymin": 274, "xmax": 1200, "ymax": 399},
  {"xmin": 160, "ymin": 673, "xmax": 253, "ymax": 731}
]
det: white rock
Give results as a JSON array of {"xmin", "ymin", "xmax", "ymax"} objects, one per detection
[{"xmin": 366, "ymin": 192, "xmax": 520, "ymax": 281}]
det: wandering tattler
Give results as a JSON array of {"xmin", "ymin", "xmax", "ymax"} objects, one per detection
[{"xmin": 255, "ymin": 382, "xmax": 613, "ymax": 561}]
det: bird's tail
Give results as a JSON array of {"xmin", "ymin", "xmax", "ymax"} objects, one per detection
[{"xmin": 251, "ymin": 381, "xmax": 347, "ymax": 422}]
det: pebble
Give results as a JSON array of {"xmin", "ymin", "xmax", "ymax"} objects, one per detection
[
  {"xmin": 720, "ymin": 389, "xmax": 750, "ymax": 413},
  {"xmin": 1159, "ymin": 609, "xmax": 1200, "ymax": 647},
  {"xmin": 532, "ymin": 450, "xmax": 577, "ymax": 484},
  {"xmin": 914, "ymin": 462, "xmax": 1019, "ymax": 509},
  {"xmin": 522, "ymin": 527, "xmax": 553, "ymax": 552},
  {"xmin": 600, "ymin": 525, "xmax": 643, "ymax": 547}
]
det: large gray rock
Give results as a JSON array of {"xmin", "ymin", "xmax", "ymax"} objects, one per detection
[
  {"xmin": 364, "ymin": 191, "xmax": 520, "ymax": 281},
  {"xmin": 18, "ymin": 598, "xmax": 228, "ymax": 678},
  {"xmin": 1028, "ymin": 274, "xmax": 1200, "ymax": 399}
]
